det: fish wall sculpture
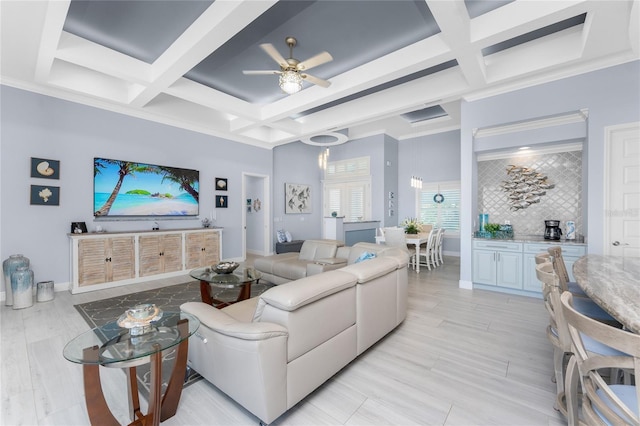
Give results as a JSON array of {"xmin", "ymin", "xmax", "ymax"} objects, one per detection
[{"xmin": 502, "ymin": 165, "xmax": 554, "ymax": 211}]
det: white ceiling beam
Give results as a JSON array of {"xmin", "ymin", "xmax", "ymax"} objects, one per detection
[
  {"xmin": 427, "ymin": 0, "xmax": 487, "ymax": 88},
  {"xmin": 129, "ymin": 0, "xmax": 277, "ymax": 108},
  {"xmin": 34, "ymin": 0, "xmax": 70, "ymax": 82},
  {"xmin": 580, "ymin": 1, "xmax": 634, "ymax": 58},
  {"xmin": 55, "ymin": 32, "xmax": 152, "ymax": 87},
  {"xmin": 280, "ymin": 69, "xmax": 469, "ymax": 144},
  {"xmin": 227, "ymin": 36, "xmax": 453, "ymax": 136},
  {"xmin": 165, "ymin": 77, "xmax": 261, "ymax": 120}
]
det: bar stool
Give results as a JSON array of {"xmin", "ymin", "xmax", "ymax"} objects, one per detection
[
  {"xmin": 547, "ymin": 246, "xmax": 588, "ymax": 297},
  {"xmin": 535, "ymin": 262, "xmax": 628, "ymax": 417},
  {"xmin": 560, "ymin": 292, "xmax": 637, "ymax": 425}
]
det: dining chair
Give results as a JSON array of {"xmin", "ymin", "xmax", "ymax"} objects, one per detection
[
  {"xmin": 535, "ymin": 262, "xmax": 628, "ymax": 417},
  {"xmin": 435, "ymin": 228, "xmax": 445, "ymax": 266},
  {"xmin": 547, "ymin": 246, "xmax": 588, "ymax": 297},
  {"xmin": 381, "ymin": 227, "xmax": 411, "ymax": 253},
  {"xmin": 560, "ymin": 291, "xmax": 638, "ymax": 426},
  {"xmin": 415, "ymin": 229, "xmax": 437, "ymax": 271}
]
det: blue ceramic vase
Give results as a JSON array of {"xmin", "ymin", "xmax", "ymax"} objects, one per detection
[
  {"xmin": 3, "ymin": 254, "xmax": 30, "ymax": 306},
  {"xmin": 11, "ymin": 266, "xmax": 34, "ymax": 309}
]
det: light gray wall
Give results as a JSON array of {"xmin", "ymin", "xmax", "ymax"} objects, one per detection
[
  {"xmin": 0, "ymin": 86, "xmax": 272, "ymax": 289},
  {"xmin": 459, "ymin": 60, "xmax": 640, "ymax": 287},
  {"xmin": 245, "ymin": 175, "xmax": 264, "ymax": 254},
  {"xmin": 272, "ymin": 134, "xmax": 392, "ymax": 245},
  {"xmin": 272, "ymin": 141, "xmax": 324, "ymax": 244},
  {"xmin": 398, "ymin": 129, "xmax": 461, "ymax": 253},
  {"xmin": 383, "ymin": 135, "xmax": 399, "ymax": 227}
]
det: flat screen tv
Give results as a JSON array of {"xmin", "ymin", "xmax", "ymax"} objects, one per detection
[{"xmin": 94, "ymin": 157, "xmax": 199, "ymax": 218}]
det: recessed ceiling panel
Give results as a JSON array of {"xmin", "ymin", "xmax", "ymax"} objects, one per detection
[
  {"xmin": 482, "ymin": 13, "xmax": 587, "ymax": 56},
  {"xmin": 292, "ymin": 59, "xmax": 458, "ymax": 119},
  {"xmin": 464, "ymin": 0, "xmax": 514, "ymax": 19},
  {"xmin": 184, "ymin": 0, "xmax": 440, "ymax": 104},
  {"xmin": 63, "ymin": 0, "xmax": 213, "ymax": 64},
  {"xmin": 401, "ymin": 105, "xmax": 447, "ymax": 123}
]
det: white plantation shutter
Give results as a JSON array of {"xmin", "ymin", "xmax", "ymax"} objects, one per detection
[
  {"xmin": 323, "ymin": 157, "xmax": 371, "ymax": 220},
  {"xmin": 348, "ymin": 185, "xmax": 364, "ymax": 221},
  {"xmin": 328, "ymin": 188, "xmax": 342, "ymax": 216},
  {"xmin": 417, "ymin": 181, "xmax": 460, "ymax": 234}
]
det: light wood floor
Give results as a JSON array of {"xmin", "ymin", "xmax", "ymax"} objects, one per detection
[{"xmin": 1, "ymin": 256, "xmax": 566, "ymax": 425}]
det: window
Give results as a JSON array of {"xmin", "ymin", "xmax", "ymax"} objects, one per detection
[
  {"xmin": 416, "ymin": 181, "xmax": 460, "ymax": 234},
  {"xmin": 323, "ymin": 157, "xmax": 371, "ymax": 221}
]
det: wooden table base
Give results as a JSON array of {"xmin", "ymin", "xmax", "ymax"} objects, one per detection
[
  {"xmin": 199, "ymin": 280, "xmax": 254, "ymax": 308},
  {"xmin": 81, "ymin": 319, "xmax": 189, "ymax": 425}
]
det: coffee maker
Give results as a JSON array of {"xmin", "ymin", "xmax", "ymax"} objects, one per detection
[{"xmin": 544, "ymin": 220, "xmax": 563, "ymax": 240}]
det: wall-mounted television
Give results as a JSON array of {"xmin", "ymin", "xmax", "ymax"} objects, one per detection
[{"xmin": 94, "ymin": 157, "xmax": 199, "ymax": 218}]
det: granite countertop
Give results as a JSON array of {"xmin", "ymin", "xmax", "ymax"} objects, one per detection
[
  {"xmin": 473, "ymin": 236, "xmax": 586, "ymax": 245},
  {"xmin": 573, "ymin": 255, "xmax": 640, "ymax": 333}
]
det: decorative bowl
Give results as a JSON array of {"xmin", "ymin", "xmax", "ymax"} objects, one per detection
[
  {"xmin": 117, "ymin": 303, "xmax": 162, "ymax": 336},
  {"xmin": 213, "ymin": 261, "xmax": 239, "ymax": 274}
]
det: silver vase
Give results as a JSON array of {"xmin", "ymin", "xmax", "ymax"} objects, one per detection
[{"xmin": 3, "ymin": 254, "xmax": 29, "ymax": 306}]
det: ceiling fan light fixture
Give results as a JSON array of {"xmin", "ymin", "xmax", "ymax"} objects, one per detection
[{"xmin": 279, "ymin": 70, "xmax": 303, "ymax": 94}]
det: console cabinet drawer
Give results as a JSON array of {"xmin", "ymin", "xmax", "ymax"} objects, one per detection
[{"xmin": 473, "ymin": 240, "xmax": 522, "ymax": 252}]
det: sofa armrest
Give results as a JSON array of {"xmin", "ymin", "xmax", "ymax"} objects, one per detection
[
  {"xmin": 339, "ymin": 257, "xmax": 398, "ymax": 283},
  {"xmin": 181, "ymin": 302, "xmax": 287, "ymax": 340},
  {"xmin": 253, "ymin": 270, "xmax": 357, "ymax": 318},
  {"xmin": 315, "ymin": 257, "xmax": 347, "ymax": 265},
  {"xmin": 306, "ymin": 261, "xmax": 344, "ymax": 276}
]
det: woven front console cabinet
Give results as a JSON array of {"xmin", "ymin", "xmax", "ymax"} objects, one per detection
[{"xmin": 276, "ymin": 240, "xmax": 304, "ymax": 254}]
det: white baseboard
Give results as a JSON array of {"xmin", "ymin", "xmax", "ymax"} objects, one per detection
[
  {"xmin": 459, "ymin": 279, "xmax": 473, "ymax": 290},
  {"xmin": 1, "ymin": 281, "xmax": 70, "ymax": 303},
  {"xmin": 443, "ymin": 250, "xmax": 460, "ymax": 257}
]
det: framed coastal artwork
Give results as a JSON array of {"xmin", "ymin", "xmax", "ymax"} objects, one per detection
[
  {"xmin": 216, "ymin": 195, "xmax": 228, "ymax": 208},
  {"xmin": 215, "ymin": 178, "xmax": 228, "ymax": 191},
  {"xmin": 30, "ymin": 157, "xmax": 60, "ymax": 179},
  {"xmin": 30, "ymin": 185, "xmax": 60, "ymax": 206},
  {"xmin": 285, "ymin": 183, "xmax": 311, "ymax": 214}
]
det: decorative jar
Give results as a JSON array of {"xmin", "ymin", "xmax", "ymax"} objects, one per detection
[
  {"xmin": 11, "ymin": 266, "xmax": 34, "ymax": 309},
  {"xmin": 3, "ymin": 254, "xmax": 30, "ymax": 306}
]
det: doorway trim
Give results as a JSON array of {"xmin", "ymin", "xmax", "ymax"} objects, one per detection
[
  {"xmin": 242, "ymin": 172, "xmax": 270, "ymax": 259},
  {"xmin": 603, "ymin": 121, "xmax": 640, "ymax": 256}
]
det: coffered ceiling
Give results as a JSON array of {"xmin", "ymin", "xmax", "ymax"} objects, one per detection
[{"xmin": 1, "ymin": 1, "xmax": 638, "ymax": 148}]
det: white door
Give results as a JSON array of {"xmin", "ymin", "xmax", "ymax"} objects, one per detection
[
  {"xmin": 605, "ymin": 122, "xmax": 640, "ymax": 257},
  {"xmin": 242, "ymin": 173, "xmax": 270, "ymax": 258}
]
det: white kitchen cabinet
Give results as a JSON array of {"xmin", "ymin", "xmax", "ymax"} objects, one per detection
[
  {"xmin": 69, "ymin": 228, "xmax": 222, "ymax": 294},
  {"xmin": 473, "ymin": 241, "xmax": 523, "ymax": 289},
  {"xmin": 522, "ymin": 242, "xmax": 586, "ymax": 292}
]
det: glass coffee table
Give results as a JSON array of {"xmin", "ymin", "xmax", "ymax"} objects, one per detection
[
  {"xmin": 63, "ymin": 312, "xmax": 199, "ymax": 425},
  {"xmin": 190, "ymin": 266, "xmax": 262, "ymax": 308}
]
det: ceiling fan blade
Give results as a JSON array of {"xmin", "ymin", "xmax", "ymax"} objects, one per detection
[
  {"xmin": 297, "ymin": 51, "xmax": 333, "ymax": 71},
  {"xmin": 259, "ymin": 43, "xmax": 288, "ymax": 68},
  {"xmin": 302, "ymin": 73, "xmax": 331, "ymax": 88},
  {"xmin": 243, "ymin": 70, "xmax": 281, "ymax": 75}
]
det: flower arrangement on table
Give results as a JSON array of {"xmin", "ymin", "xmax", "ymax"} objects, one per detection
[{"xmin": 401, "ymin": 217, "xmax": 423, "ymax": 234}]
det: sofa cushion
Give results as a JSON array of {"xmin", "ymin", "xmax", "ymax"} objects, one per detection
[
  {"xmin": 298, "ymin": 240, "xmax": 340, "ymax": 261},
  {"xmin": 273, "ymin": 259, "xmax": 309, "ymax": 281},
  {"xmin": 254, "ymin": 252, "xmax": 298, "ymax": 274},
  {"xmin": 253, "ymin": 270, "xmax": 357, "ymax": 317},
  {"xmin": 340, "ymin": 257, "xmax": 398, "ymax": 283},
  {"xmin": 253, "ymin": 270, "xmax": 358, "ymax": 363}
]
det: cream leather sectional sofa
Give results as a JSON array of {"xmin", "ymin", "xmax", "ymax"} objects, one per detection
[
  {"xmin": 253, "ymin": 239, "xmax": 346, "ymax": 285},
  {"xmin": 180, "ymin": 242, "xmax": 409, "ymax": 424}
]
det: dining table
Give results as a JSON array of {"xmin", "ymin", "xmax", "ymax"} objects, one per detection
[
  {"xmin": 375, "ymin": 227, "xmax": 433, "ymax": 273},
  {"xmin": 572, "ymin": 254, "xmax": 640, "ymax": 333}
]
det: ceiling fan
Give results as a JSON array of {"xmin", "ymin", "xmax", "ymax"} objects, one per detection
[{"xmin": 243, "ymin": 36, "xmax": 333, "ymax": 95}]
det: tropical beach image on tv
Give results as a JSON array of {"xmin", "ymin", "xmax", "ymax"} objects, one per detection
[{"xmin": 94, "ymin": 157, "xmax": 199, "ymax": 217}]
